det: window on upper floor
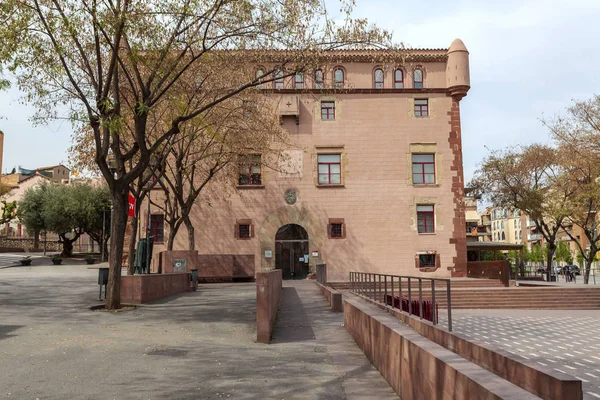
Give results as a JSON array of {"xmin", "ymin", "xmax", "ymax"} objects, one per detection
[
  {"xmin": 414, "ymin": 99, "xmax": 429, "ymax": 117},
  {"xmin": 318, "ymin": 154, "xmax": 341, "ymax": 185},
  {"xmin": 274, "ymin": 69, "xmax": 284, "ymax": 89},
  {"xmin": 514, "ymin": 220, "xmax": 517, "ymax": 228},
  {"xmin": 414, "ymin": 68, "xmax": 423, "ymax": 89},
  {"xmin": 256, "ymin": 68, "xmax": 265, "ymax": 89},
  {"xmin": 333, "ymin": 67, "xmax": 344, "ymax": 88},
  {"xmin": 314, "ymin": 69, "xmax": 324, "ymax": 89},
  {"xmin": 295, "ymin": 73, "xmax": 304, "ymax": 89},
  {"xmin": 394, "ymin": 69, "xmax": 404, "ymax": 89},
  {"xmin": 501, "ymin": 231, "xmax": 506, "ymax": 241},
  {"xmin": 412, "ymin": 154, "xmax": 435, "ymax": 184},
  {"xmin": 321, "ymin": 101, "xmax": 335, "ymax": 120},
  {"xmin": 501, "ymin": 221, "xmax": 505, "ymax": 229},
  {"xmin": 417, "ymin": 205, "xmax": 435, "ymax": 234},
  {"xmin": 238, "ymin": 155, "xmax": 262, "ymax": 186},
  {"xmin": 374, "ymin": 68, "xmax": 384, "ymax": 88}
]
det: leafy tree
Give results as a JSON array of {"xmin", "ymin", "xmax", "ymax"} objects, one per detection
[
  {"xmin": 17, "ymin": 185, "xmax": 48, "ymax": 249},
  {"xmin": 1, "ymin": 0, "xmax": 394, "ymax": 309},
  {"xmin": 546, "ymin": 95, "xmax": 600, "ymax": 283},
  {"xmin": 0, "ymin": 200, "xmax": 17, "ymax": 224},
  {"xmin": 470, "ymin": 144, "xmax": 568, "ymax": 280},
  {"xmin": 555, "ymin": 241, "xmax": 572, "ymax": 265}
]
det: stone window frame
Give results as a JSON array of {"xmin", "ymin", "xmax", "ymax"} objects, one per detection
[
  {"xmin": 415, "ymin": 251, "xmax": 441, "ymax": 269},
  {"xmin": 408, "ymin": 143, "xmax": 440, "ymax": 186},
  {"xmin": 237, "ymin": 154, "xmax": 264, "ymax": 188},
  {"xmin": 417, "ymin": 204, "xmax": 435, "ymax": 234},
  {"xmin": 327, "ymin": 218, "xmax": 346, "ymax": 239},
  {"xmin": 314, "ymin": 146, "xmax": 345, "ymax": 188},
  {"xmin": 321, "ymin": 100, "xmax": 335, "ymax": 120},
  {"xmin": 235, "ymin": 219, "xmax": 254, "ymax": 240},
  {"xmin": 332, "ymin": 66, "xmax": 345, "ymax": 88}
]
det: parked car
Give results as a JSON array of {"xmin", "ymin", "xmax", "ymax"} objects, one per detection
[{"xmin": 562, "ymin": 265, "xmax": 581, "ymax": 275}]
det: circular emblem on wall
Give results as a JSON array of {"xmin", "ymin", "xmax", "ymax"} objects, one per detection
[{"xmin": 284, "ymin": 189, "xmax": 297, "ymax": 205}]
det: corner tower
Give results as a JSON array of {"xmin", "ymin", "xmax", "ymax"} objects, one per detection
[{"xmin": 446, "ymin": 38, "xmax": 470, "ymax": 100}]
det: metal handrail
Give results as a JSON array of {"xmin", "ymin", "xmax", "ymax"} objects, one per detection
[{"xmin": 349, "ymin": 271, "xmax": 452, "ymax": 332}]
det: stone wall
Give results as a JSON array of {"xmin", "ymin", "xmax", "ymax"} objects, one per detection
[
  {"xmin": 344, "ymin": 298, "xmax": 543, "ymax": 399},
  {"xmin": 120, "ymin": 273, "xmax": 190, "ymax": 304},
  {"xmin": 0, "ymin": 237, "xmax": 62, "ymax": 252},
  {"xmin": 256, "ymin": 269, "xmax": 282, "ymax": 344},
  {"xmin": 467, "ymin": 260, "xmax": 509, "ymax": 286}
]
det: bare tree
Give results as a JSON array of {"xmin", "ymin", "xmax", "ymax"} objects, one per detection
[{"xmin": 1, "ymin": 0, "xmax": 394, "ymax": 309}]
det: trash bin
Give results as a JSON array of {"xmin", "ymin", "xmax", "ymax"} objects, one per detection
[
  {"xmin": 98, "ymin": 268, "xmax": 109, "ymax": 300},
  {"xmin": 190, "ymin": 269, "xmax": 198, "ymax": 291},
  {"xmin": 550, "ymin": 275, "xmax": 557, "ymax": 282}
]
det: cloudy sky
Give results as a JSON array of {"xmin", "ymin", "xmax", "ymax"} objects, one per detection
[{"xmin": 1, "ymin": 0, "xmax": 599, "ymax": 181}]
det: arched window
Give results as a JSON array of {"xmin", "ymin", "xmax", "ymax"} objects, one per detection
[
  {"xmin": 501, "ymin": 232, "xmax": 506, "ymax": 241},
  {"xmin": 273, "ymin": 69, "xmax": 284, "ymax": 89},
  {"xmin": 314, "ymin": 69, "xmax": 324, "ymax": 89},
  {"xmin": 414, "ymin": 68, "xmax": 423, "ymax": 89},
  {"xmin": 501, "ymin": 221, "xmax": 504, "ymax": 229},
  {"xmin": 294, "ymin": 73, "xmax": 304, "ymax": 89},
  {"xmin": 394, "ymin": 69, "xmax": 404, "ymax": 88},
  {"xmin": 256, "ymin": 68, "xmax": 265, "ymax": 89},
  {"xmin": 373, "ymin": 68, "xmax": 384, "ymax": 88},
  {"xmin": 333, "ymin": 67, "xmax": 344, "ymax": 88}
]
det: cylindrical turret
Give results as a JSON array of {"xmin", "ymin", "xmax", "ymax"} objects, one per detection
[{"xmin": 446, "ymin": 38, "xmax": 470, "ymax": 99}]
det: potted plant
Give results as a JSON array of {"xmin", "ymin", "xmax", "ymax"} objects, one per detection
[
  {"xmin": 85, "ymin": 255, "xmax": 96, "ymax": 265},
  {"xmin": 20, "ymin": 256, "xmax": 32, "ymax": 266},
  {"xmin": 51, "ymin": 255, "xmax": 63, "ymax": 265}
]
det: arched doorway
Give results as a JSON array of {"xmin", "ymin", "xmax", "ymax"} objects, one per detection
[{"xmin": 275, "ymin": 224, "xmax": 309, "ymax": 280}]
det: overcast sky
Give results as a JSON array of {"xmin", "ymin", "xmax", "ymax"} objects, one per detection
[{"xmin": 1, "ymin": 0, "xmax": 599, "ymax": 181}]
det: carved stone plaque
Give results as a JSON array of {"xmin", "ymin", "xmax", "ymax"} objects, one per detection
[
  {"xmin": 285, "ymin": 189, "xmax": 297, "ymax": 205},
  {"xmin": 173, "ymin": 258, "xmax": 187, "ymax": 273}
]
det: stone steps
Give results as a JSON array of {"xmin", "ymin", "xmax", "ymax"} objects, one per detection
[{"xmin": 356, "ymin": 286, "xmax": 600, "ymax": 309}]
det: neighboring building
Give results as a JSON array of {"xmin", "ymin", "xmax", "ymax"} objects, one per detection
[
  {"xmin": 0, "ymin": 173, "xmax": 51, "ymax": 237},
  {"xmin": 490, "ymin": 207, "xmax": 527, "ymax": 245},
  {"xmin": 2, "ymin": 164, "xmax": 71, "ymax": 185},
  {"xmin": 464, "ymin": 190, "xmax": 481, "ymax": 243},
  {"xmin": 144, "ymin": 39, "xmax": 472, "ymax": 281}
]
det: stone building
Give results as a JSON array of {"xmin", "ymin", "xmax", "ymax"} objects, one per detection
[{"xmin": 144, "ymin": 39, "xmax": 472, "ymax": 282}]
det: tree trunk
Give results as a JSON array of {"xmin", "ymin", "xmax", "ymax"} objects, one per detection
[
  {"xmin": 127, "ymin": 214, "xmax": 139, "ymax": 275},
  {"xmin": 545, "ymin": 245, "xmax": 556, "ymax": 282},
  {"xmin": 33, "ymin": 230, "xmax": 40, "ymax": 250},
  {"xmin": 167, "ymin": 222, "xmax": 177, "ymax": 251},
  {"xmin": 184, "ymin": 215, "xmax": 195, "ymax": 250},
  {"xmin": 106, "ymin": 188, "xmax": 128, "ymax": 310},
  {"xmin": 59, "ymin": 233, "xmax": 79, "ymax": 257}
]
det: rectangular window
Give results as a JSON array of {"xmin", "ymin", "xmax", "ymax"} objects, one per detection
[
  {"xmin": 274, "ymin": 70, "xmax": 284, "ymax": 89},
  {"xmin": 412, "ymin": 154, "xmax": 435, "ymax": 184},
  {"xmin": 238, "ymin": 224, "xmax": 251, "ymax": 239},
  {"xmin": 321, "ymin": 101, "xmax": 335, "ymax": 120},
  {"xmin": 238, "ymin": 155, "xmax": 262, "ymax": 186},
  {"xmin": 419, "ymin": 254, "xmax": 436, "ymax": 267},
  {"xmin": 414, "ymin": 99, "xmax": 428, "ymax": 117},
  {"xmin": 331, "ymin": 223, "xmax": 343, "ymax": 238},
  {"xmin": 150, "ymin": 214, "xmax": 165, "ymax": 243},
  {"xmin": 295, "ymin": 73, "xmax": 304, "ymax": 89},
  {"xmin": 318, "ymin": 154, "xmax": 341, "ymax": 185},
  {"xmin": 417, "ymin": 205, "xmax": 435, "ymax": 234}
]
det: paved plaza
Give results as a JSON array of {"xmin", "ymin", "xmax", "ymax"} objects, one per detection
[
  {"xmin": 450, "ymin": 310, "xmax": 600, "ymax": 399},
  {"xmin": 0, "ymin": 265, "xmax": 396, "ymax": 400}
]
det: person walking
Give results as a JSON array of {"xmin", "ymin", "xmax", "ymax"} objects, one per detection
[{"xmin": 571, "ymin": 268, "xmax": 577, "ymax": 284}]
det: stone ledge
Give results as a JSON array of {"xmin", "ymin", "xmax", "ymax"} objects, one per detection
[
  {"xmin": 315, "ymin": 282, "xmax": 343, "ymax": 312},
  {"xmin": 353, "ymin": 293, "xmax": 582, "ymax": 400},
  {"xmin": 344, "ymin": 297, "xmax": 541, "ymax": 399}
]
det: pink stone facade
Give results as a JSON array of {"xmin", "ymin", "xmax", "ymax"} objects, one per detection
[{"xmin": 144, "ymin": 40, "xmax": 471, "ymax": 282}]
